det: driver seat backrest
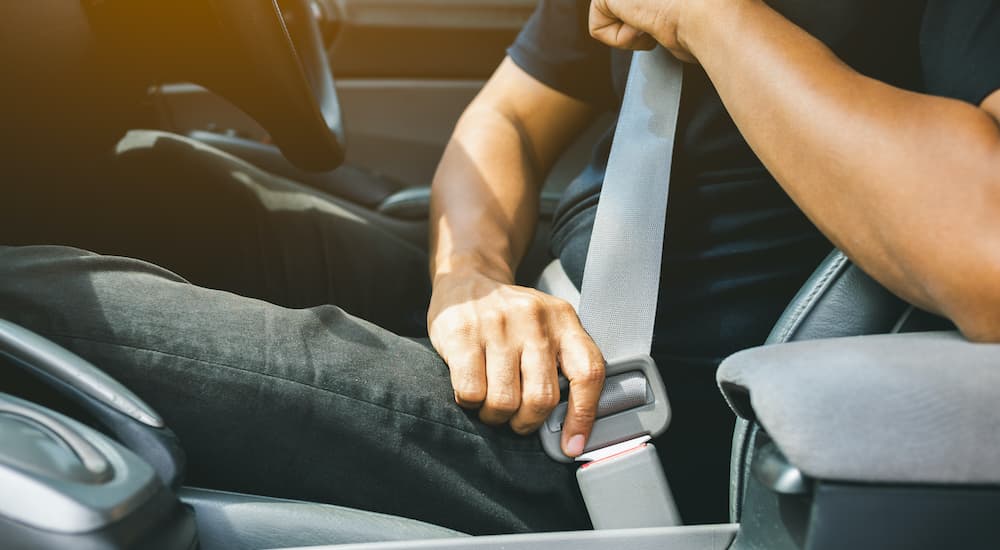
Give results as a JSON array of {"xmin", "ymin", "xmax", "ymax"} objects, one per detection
[{"xmin": 727, "ymin": 249, "xmax": 954, "ymax": 521}]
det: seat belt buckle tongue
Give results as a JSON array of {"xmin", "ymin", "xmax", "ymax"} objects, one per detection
[
  {"xmin": 577, "ymin": 442, "xmax": 681, "ymax": 529},
  {"xmin": 539, "ymin": 354, "xmax": 671, "ymax": 463}
]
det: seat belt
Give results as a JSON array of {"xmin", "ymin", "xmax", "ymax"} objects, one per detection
[{"xmin": 538, "ymin": 46, "xmax": 683, "ymax": 529}]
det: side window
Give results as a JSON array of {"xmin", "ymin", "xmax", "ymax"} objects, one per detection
[{"xmin": 319, "ymin": 0, "xmax": 537, "ymax": 78}]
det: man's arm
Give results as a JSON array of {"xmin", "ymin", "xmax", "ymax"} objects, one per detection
[
  {"xmin": 591, "ymin": 0, "xmax": 1000, "ymax": 341},
  {"xmin": 428, "ymin": 58, "xmax": 605, "ymax": 456}
]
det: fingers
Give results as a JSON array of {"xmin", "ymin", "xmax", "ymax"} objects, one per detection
[
  {"xmin": 630, "ymin": 32, "xmax": 659, "ymax": 51},
  {"xmin": 478, "ymin": 346, "xmax": 521, "ymax": 425},
  {"xmin": 556, "ymin": 321, "xmax": 606, "ymax": 457},
  {"xmin": 589, "ymin": 0, "xmax": 695, "ymax": 59},
  {"xmin": 446, "ymin": 345, "xmax": 487, "ymax": 408},
  {"xmin": 428, "ymin": 273, "xmax": 601, "ymax": 442},
  {"xmin": 590, "ymin": 0, "xmax": 649, "ymax": 49},
  {"xmin": 509, "ymin": 344, "xmax": 560, "ymax": 435},
  {"xmin": 593, "ymin": 23, "xmax": 658, "ymax": 50}
]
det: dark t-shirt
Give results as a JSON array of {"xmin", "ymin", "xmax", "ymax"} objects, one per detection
[{"xmin": 509, "ymin": 0, "xmax": 1000, "ymax": 362}]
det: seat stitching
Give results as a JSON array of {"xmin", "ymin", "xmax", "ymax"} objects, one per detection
[
  {"xmin": 41, "ymin": 332, "xmax": 544, "ymax": 455},
  {"xmin": 777, "ymin": 252, "xmax": 850, "ymax": 343}
]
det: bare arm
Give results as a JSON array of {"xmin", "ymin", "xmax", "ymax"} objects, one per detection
[
  {"xmin": 591, "ymin": 0, "xmax": 1000, "ymax": 341},
  {"xmin": 428, "ymin": 58, "xmax": 605, "ymax": 455},
  {"xmin": 430, "ymin": 58, "xmax": 593, "ymax": 283}
]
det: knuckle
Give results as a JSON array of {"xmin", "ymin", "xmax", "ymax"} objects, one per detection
[
  {"xmin": 478, "ymin": 308, "xmax": 506, "ymax": 329},
  {"xmin": 449, "ymin": 318, "xmax": 479, "ymax": 341},
  {"xmin": 454, "ymin": 385, "xmax": 486, "ymax": 406},
  {"xmin": 513, "ymin": 295, "xmax": 546, "ymax": 319},
  {"xmin": 525, "ymin": 337, "xmax": 553, "ymax": 354},
  {"xmin": 578, "ymin": 361, "xmax": 606, "ymax": 385},
  {"xmin": 518, "ymin": 321, "xmax": 550, "ymax": 345},
  {"xmin": 545, "ymin": 299, "xmax": 575, "ymax": 323},
  {"xmin": 524, "ymin": 384, "xmax": 560, "ymax": 414},
  {"xmin": 486, "ymin": 393, "xmax": 520, "ymax": 415},
  {"xmin": 553, "ymin": 299, "xmax": 576, "ymax": 317},
  {"xmin": 583, "ymin": 363, "xmax": 604, "ymax": 384},
  {"xmin": 570, "ymin": 402, "xmax": 598, "ymax": 424}
]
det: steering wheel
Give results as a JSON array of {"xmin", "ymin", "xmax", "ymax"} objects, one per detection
[{"xmin": 87, "ymin": 0, "xmax": 345, "ymax": 172}]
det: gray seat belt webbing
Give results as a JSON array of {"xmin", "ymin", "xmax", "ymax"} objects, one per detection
[
  {"xmin": 536, "ymin": 47, "xmax": 683, "ymax": 529},
  {"xmin": 571, "ymin": 47, "xmax": 684, "ymax": 529},
  {"xmin": 578, "ymin": 46, "xmax": 682, "ymax": 362}
]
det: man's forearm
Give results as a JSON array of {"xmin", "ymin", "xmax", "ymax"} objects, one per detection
[
  {"xmin": 429, "ymin": 105, "xmax": 541, "ymax": 285},
  {"xmin": 429, "ymin": 57, "xmax": 596, "ymax": 286},
  {"xmin": 671, "ymin": 0, "xmax": 1000, "ymax": 338}
]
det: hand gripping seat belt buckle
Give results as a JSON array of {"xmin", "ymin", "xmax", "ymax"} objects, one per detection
[
  {"xmin": 539, "ymin": 355, "xmax": 671, "ymax": 462},
  {"xmin": 539, "ymin": 355, "xmax": 679, "ymax": 528}
]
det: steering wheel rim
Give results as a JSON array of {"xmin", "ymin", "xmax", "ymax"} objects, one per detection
[{"xmin": 88, "ymin": 0, "xmax": 346, "ymax": 172}]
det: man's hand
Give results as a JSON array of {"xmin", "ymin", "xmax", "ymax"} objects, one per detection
[
  {"xmin": 589, "ymin": 0, "xmax": 723, "ymax": 62},
  {"xmin": 428, "ymin": 268, "xmax": 605, "ymax": 457}
]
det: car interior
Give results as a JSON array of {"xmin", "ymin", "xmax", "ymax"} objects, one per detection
[{"xmin": 2, "ymin": 1, "xmax": 999, "ymax": 549}]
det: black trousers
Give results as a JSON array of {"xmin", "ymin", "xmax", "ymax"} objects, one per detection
[{"xmin": 0, "ymin": 131, "xmax": 733, "ymax": 534}]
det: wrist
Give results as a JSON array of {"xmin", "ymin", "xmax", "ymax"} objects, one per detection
[
  {"xmin": 432, "ymin": 251, "xmax": 515, "ymax": 287},
  {"xmin": 676, "ymin": 0, "xmax": 754, "ymax": 58}
]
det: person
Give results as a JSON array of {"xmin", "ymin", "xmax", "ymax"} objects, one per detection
[{"xmin": 2, "ymin": 0, "xmax": 999, "ymax": 535}]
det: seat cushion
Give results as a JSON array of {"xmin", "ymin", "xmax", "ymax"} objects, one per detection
[{"xmin": 179, "ymin": 487, "xmax": 465, "ymax": 550}]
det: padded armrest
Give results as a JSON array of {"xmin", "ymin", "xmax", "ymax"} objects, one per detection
[{"xmin": 717, "ymin": 331, "xmax": 1000, "ymax": 485}]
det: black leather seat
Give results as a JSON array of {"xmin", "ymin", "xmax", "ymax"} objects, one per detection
[{"xmin": 727, "ymin": 249, "xmax": 954, "ymax": 521}]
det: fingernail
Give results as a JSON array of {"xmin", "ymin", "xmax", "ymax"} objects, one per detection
[{"xmin": 565, "ymin": 434, "xmax": 586, "ymax": 457}]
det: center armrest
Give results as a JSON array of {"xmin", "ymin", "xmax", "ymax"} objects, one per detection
[{"xmin": 717, "ymin": 331, "xmax": 1000, "ymax": 485}]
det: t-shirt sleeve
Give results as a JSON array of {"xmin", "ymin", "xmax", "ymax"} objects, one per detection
[
  {"xmin": 507, "ymin": 0, "xmax": 614, "ymax": 106},
  {"xmin": 920, "ymin": 0, "xmax": 1000, "ymax": 105}
]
